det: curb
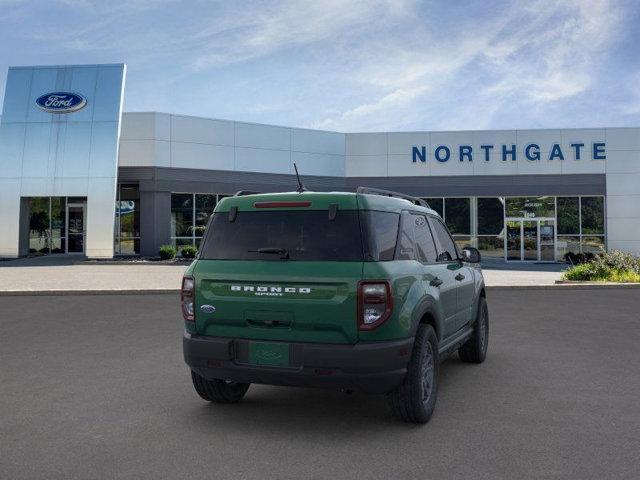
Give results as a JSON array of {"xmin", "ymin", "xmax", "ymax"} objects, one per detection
[
  {"xmin": 555, "ymin": 280, "xmax": 640, "ymax": 286},
  {"xmin": 488, "ymin": 283, "xmax": 640, "ymax": 290},
  {"xmin": 78, "ymin": 261, "xmax": 191, "ymax": 266},
  {"xmin": 0, "ymin": 289, "xmax": 180, "ymax": 296}
]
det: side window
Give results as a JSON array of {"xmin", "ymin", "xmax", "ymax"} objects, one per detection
[
  {"xmin": 396, "ymin": 212, "xmax": 416, "ymax": 260},
  {"xmin": 429, "ymin": 217, "xmax": 458, "ymax": 262},
  {"xmin": 412, "ymin": 214, "xmax": 437, "ymax": 263},
  {"xmin": 364, "ymin": 211, "xmax": 399, "ymax": 261}
]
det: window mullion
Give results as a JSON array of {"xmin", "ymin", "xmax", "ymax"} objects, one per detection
[
  {"xmin": 193, "ymin": 194, "xmax": 196, "ymax": 246},
  {"xmin": 49, "ymin": 197, "xmax": 52, "ymax": 255},
  {"xmin": 578, "ymin": 196, "xmax": 582, "ymax": 253}
]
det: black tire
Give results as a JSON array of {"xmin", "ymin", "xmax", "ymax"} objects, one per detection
[
  {"xmin": 190, "ymin": 370, "xmax": 250, "ymax": 403},
  {"xmin": 387, "ymin": 324, "xmax": 439, "ymax": 424},
  {"xmin": 459, "ymin": 296, "xmax": 489, "ymax": 364}
]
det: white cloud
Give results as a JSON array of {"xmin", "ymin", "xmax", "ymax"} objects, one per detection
[
  {"xmin": 482, "ymin": 0, "xmax": 622, "ymax": 104},
  {"xmin": 2, "ymin": 0, "xmax": 631, "ymax": 130},
  {"xmin": 314, "ymin": 0, "xmax": 625, "ymax": 130},
  {"xmin": 313, "ymin": 84, "xmax": 429, "ymax": 130},
  {"xmin": 190, "ymin": 0, "xmax": 413, "ymax": 69}
]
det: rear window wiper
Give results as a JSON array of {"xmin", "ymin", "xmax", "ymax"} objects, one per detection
[{"xmin": 248, "ymin": 247, "xmax": 290, "ymax": 259}]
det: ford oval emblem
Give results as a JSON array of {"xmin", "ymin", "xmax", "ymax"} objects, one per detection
[
  {"xmin": 200, "ymin": 304, "xmax": 216, "ymax": 314},
  {"xmin": 35, "ymin": 92, "xmax": 87, "ymax": 114}
]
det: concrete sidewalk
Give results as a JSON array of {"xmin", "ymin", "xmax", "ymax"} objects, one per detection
[
  {"xmin": 481, "ymin": 258, "xmax": 565, "ymax": 286},
  {"xmin": 0, "ymin": 257, "xmax": 188, "ymax": 294},
  {"xmin": 0, "ymin": 256, "xmax": 566, "ymax": 293}
]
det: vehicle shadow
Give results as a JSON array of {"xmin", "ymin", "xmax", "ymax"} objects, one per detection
[{"xmin": 176, "ymin": 356, "xmax": 470, "ymax": 436}]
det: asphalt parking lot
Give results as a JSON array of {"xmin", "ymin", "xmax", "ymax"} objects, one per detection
[{"xmin": 1, "ymin": 289, "xmax": 640, "ymax": 480}]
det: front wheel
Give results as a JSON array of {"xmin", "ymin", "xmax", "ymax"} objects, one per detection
[
  {"xmin": 191, "ymin": 370, "xmax": 250, "ymax": 403},
  {"xmin": 458, "ymin": 296, "xmax": 489, "ymax": 363},
  {"xmin": 387, "ymin": 324, "xmax": 439, "ymax": 424}
]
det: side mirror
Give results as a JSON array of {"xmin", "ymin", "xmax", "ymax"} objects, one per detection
[{"xmin": 462, "ymin": 247, "xmax": 481, "ymax": 264}]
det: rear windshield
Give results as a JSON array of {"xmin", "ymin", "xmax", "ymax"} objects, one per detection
[
  {"xmin": 199, "ymin": 209, "xmax": 401, "ymax": 262},
  {"xmin": 200, "ymin": 210, "xmax": 364, "ymax": 261}
]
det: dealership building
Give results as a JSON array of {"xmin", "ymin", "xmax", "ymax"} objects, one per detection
[{"xmin": 1, "ymin": 63, "xmax": 639, "ymax": 262}]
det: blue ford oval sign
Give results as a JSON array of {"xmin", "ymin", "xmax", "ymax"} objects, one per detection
[{"xmin": 35, "ymin": 92, "xmax": 87, "ymax": 114}]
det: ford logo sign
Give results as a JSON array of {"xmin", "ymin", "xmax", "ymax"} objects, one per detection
[
  {"xmin": 200, "ymin": 304, "xmax": 216, "ymax": 314},
  {"xmin": 35, "ymin": 92, "xmax": 87, "ymax": 114}
]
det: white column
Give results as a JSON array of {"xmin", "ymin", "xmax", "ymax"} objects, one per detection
[{"xmin": 605, "ymin": 128, "xmax": 640, "ymax": 255}]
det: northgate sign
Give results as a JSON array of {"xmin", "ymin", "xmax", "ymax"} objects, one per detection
[{"xmin": 412, "ymin": 142, "xmax": 606, "ymax": 163}]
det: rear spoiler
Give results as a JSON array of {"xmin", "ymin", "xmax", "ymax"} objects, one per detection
[{"xmin": 356, "ymin": 187, "xmax": 431, "ymax": 209}]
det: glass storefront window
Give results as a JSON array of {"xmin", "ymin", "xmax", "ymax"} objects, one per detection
[
  {"xmin": 50, "ymin": 197, "xmax": 65, "ymax": 241},
  {"xmin": 557, "ymin": 236, "xmax": 581, "ymax": 259},
  {"xmin": 194, "ymin": 194, "xmax": 216, "ymax": 238},
  {"xmin": 118, "ymin": 239, "xmax": 139, "ymax": 255},
  {"xmin": 29, "ymin": 198, "xmax": 50, "ymax": 254},
  {"xmin": 171, "ymin": 193, "xmax": 229, "ymax": 248},
  {"xmin": 171, "ymin": 193, "xmax": 193, "ymax": 238},
  {"xmin": 452, "ymin": 235, "xmax": 472, "ymax": 254},
  {"xmin": 582, "ymin": 236, "xmax": 605, "ymax": 254},
  {"xmin": 557, "ymin": 197, "xmax": 579, "ymax": 235},
  {"xmin": 581, "ymin": 197, "xmax": 605, "ymax": 234},
  {"xmin": 477, "ymin": 235, "xmax": 504, "ymax": 258},
  {"xmin": 445, "ymin": 198, "xmax": 470, "ymax": 234},
  {"xmin": 175, "ymin": 238, "xmax": 194, "ymax": 249},
  {"xmin": 27, "ymin": 196, "xmax": 84, "ymax": 255},
  {"xmin": 119, "ymin": 185, "xmax": 140, "ymax": 238},
  {"xmin": 477, "ymin": 198, "xmax": 503, "ymax": 235},
  {"xmin": 423, "ymin": 198, "xmax": 443, "ymax": 217},
  {"xmin": 505, "ymin": 196, "xmax": 555, "ymax": 218},
  {"xmin": 114, "ymin": 184, "xmax": 140, "ymax": 255}
]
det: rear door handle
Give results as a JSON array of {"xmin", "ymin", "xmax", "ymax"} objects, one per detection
[
  {"xmin": 429, "ymin": 277, "xmax": 443, "ymax": 287},
  {"xmin": 455, "ymin": 273, "xmax": 465, "ymax": 281}
]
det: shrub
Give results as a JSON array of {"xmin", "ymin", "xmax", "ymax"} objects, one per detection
[
  {"xmin": 180, "ymin": 245, "xmax": 198, "ymax": 259},
  {"xmin": 564, "ymin": 263, "xmax": 599, "ymax": 281},
  {"xmin": 608, "ymin": 270, "xmax": 640, "ymax": 283},
  {"xmin": 563, "ymin": 250, "xmax": 640, "ymax": 282},
  {"xmin": 159, "ymin": 245, "xmax": 177, "ymax": 260},
  {"xmin": 563, "ymin": 252, "xmax": 595, "ymax": 265},
  {"xmin": 593, "ymin": 250, "xmax": 640, "ymax": 273}
]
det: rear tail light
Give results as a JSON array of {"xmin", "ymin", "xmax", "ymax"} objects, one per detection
[
  {"xmin": 181, "ymin": 276, "xmax": 195, "ymax": 322},
  {"xmin": 358, "ymin": 281, "xmax": 393, "ymax": 330}
]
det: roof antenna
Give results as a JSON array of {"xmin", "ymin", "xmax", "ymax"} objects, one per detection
[{"xmin": 293, "ymin": 163, "xmax": 306, "ymax": 193}]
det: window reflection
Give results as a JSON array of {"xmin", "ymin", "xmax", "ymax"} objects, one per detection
[
  {"xmin": 170, "ymin": 193, "xmax": 224, "ymax": 249},
  {"xmin": 114, "ymin": 184, "xmax": 140, "ymax": 255},
  {"xmin": 445, "ymin": 198, "xmax": 470, "ymax": 235},
  {"xmin": 478, "ymin": 198, "xmax": 503, "ymax": 235},
  {"xmin": 581, "ymin": 197, "xmax": 605, "ymax": 234},
  {"xmin": 557, "ymin": 197, "xmax": 579, "ymax": 235}
]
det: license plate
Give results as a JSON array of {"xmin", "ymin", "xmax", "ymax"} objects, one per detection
[{"xmin": 248, "ymin": 342, "xmax": 290, "ymax": 367}]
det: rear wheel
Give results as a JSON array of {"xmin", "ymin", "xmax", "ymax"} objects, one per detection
[
  {"xmin": 191, "ymin": 370, "xmax": 250, "ymax": 403},
  {"xmin": 387, "ymin": 324, "xmax": 439, "ymax": 424},
  {"xmin": 458, "ymin": 296, "xmax": 489, "ymax": 363}
]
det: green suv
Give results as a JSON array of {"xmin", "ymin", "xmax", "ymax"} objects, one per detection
[{"xmin": 182, "ymin": 188, "xmax": 488, "ymax": 423}]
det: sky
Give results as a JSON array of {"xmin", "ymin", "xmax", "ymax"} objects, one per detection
[{"xmin": 0, "ymin": 0, "xmax": 639, "ymax": 132}]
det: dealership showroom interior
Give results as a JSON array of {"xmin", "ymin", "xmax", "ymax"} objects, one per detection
[{"xmin": 0, "ymin": 64, "xmax": 638, "ymax": 262}]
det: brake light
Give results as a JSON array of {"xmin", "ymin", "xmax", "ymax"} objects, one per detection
[
  {"xmin": 254, "ymin": 201, "xmax": 311, "ymax": 208},
  {"xmin": 357, "ymin": 281, "xmax": 393, "ymax": 330},
  {"xmin": 181, "ymin": 276, "xmax": 195, "ymax": 322}
]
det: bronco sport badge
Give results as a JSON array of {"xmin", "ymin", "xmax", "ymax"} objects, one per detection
[{"xmin": 230, "ymin": 285, "xmax": 311, "ymax": 297}]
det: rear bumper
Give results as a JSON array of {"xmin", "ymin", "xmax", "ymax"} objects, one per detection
[{"xmin": 183, "ymin": 332, "xmax": 413, "ymax": 394}]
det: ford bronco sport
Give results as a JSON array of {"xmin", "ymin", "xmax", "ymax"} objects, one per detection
[{"xmin": 182, "ymin": 187, "xmax": 488, "ymax": 423}]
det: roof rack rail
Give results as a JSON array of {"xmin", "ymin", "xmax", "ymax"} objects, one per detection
[
  {"xmin": 356, "ymin": 187, "xmax": 430, "ymax": 209},
  {"xmin": 233, "ymin": 190, "xmax": 260, "ymax": 197}
]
